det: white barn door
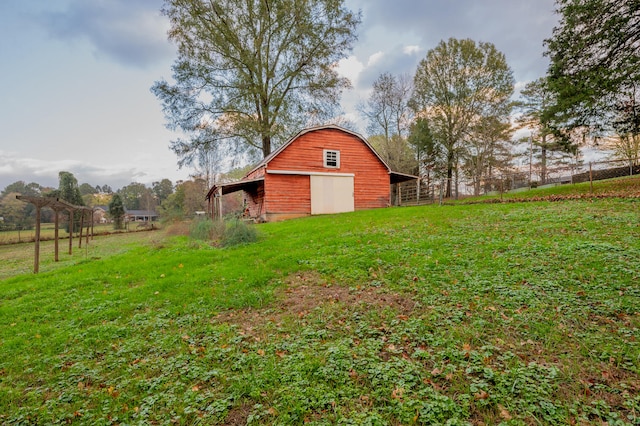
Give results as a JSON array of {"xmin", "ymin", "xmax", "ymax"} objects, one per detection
[{"xmin": 310, "ymin": 175, "xmax": 354, "ymax": 215}]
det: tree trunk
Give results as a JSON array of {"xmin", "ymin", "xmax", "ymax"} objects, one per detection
[
  {"xmin": 485, "ymin": 164, "xmax": 493, "ymax": 194},
  {"xmin": 262, "ymin": 135, "xmax": 271, "ymax": 157},
  {"xmin": 454, "ymin": 167, "xmax": 459, "ymax": 200},
  {"xmin": 474, "ymin": 156, "xmax": 482, "ymax": 196},
  {"xmin": 541, "ymin": 134, "xmax": 547, "ymax": 184},
  {"xmin": 445, "ymin": 149, "xmax": 455, "ymax": 198}
]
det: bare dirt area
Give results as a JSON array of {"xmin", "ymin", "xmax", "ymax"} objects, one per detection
[{"xmin": 213, "ymin": 271, "xmax": 416, "ymax": 338}]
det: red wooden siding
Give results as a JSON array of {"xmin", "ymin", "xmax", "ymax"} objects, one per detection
[
  {"xmin": 264, "ymin": 174, "xmax": 311, "ymax": 216},
  {"xmin": 246, "ymin": 167, "xmax": 265, "ymax": 180},
  {"xmin": 267, "ymin": 128, "xmax": 390, "ymax": 210},
  {"xmin": 243, "ymin": 185, "xmax": 265, "ymax": 218}
]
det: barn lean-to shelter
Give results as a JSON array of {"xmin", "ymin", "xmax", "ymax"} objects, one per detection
[{"xmin": 206, "ymin": 125, "xmax": 417, "ymax": 222}]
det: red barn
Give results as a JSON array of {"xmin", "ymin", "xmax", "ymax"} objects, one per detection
[{"xmin": 206, "ymin": 125, "xmax": 417, "ymax": 222}]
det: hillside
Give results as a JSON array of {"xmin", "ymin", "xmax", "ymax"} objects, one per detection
[
  {"xmin": 459, "ymin": 175, "xmax": 640, "ymax": 204},
  {"xmin": 0, "ymin": 186, "xmax": 639, "ymax": 424}
]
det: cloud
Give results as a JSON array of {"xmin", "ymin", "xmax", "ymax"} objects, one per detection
[
  {"xmin": 355, "ymin": 45, "xmax": 422, "ymax": 90},
  {"xmin": 337, "ymin": 56, "xmax": 365, "ymax": 86},
  {"xmin": 350, "ymin": 0, "xmax": 557, "ymax": 83},
  {"xmin": 367, "ymin": 51, "xmax": 385, "ymax": 67},
  {"xmin": 403, "ymin": 45, "xmax": 421, "ymax": 55},
  {"xmin": 39, "ymin": 0, "xmax": 174, "ymax": 68},
  {"xmin": 0, "ymin": 151, "xmax": 188, "ymax": 192}
]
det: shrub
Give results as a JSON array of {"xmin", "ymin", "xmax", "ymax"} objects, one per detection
[
  {"xmin": 222, "ymin": 219, "xmax": 258, "ymax": 247},
  {"xmin": 188, "ymin": 217, "xmax": 257, "ymax": 247},
  {"xmin": 189, "ymin": 218, "xmax": 223, "ymax": 241}
]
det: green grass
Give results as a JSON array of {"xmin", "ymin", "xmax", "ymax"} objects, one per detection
[
  {"xmin": 0, "ymin": 223, "xmax": 148, "ymax": 245},
  {"xmin": 0, "ymin": 228, "xmax": 166, "ymax": 280},
  {"xmin": 459, "ymin": 174, "xmax": 640, "ymax": 203},
  {"xmin": 0, "ymin": 188, "xmax": 639, "ymax": 424}
]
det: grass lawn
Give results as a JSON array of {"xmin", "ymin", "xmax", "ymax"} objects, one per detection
[
  {"xmin": 0, "ymin": 223, "xmax": 151, "ymax": 246},
  {"xmin": 459, "ymin": 174, "xmax": 640, "ymax": 204},
  {"xmin": 0, "ymin": 193, "xmax": 638, "ymax": 424},
  {"xmin": 0, "ymin": 227, "xmax": 166, "ymax": 280}
]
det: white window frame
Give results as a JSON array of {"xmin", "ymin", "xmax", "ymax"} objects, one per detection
[{"xmin": 323, "ymin": 149, "xmax": 340, "ymax": 168}]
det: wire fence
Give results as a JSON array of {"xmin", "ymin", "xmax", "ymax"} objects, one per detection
[
  {"xmin": 396, "ymin": 158, "xmax": 639, "ymax": 205},
  {"xmin": 0, "ymin": 222, "xmax": 157, "ymax": 245}
]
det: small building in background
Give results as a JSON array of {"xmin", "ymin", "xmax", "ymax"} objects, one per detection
[
  {"xmin": 125, "ymin": 209, "xmax": 158, "ymax": 222},
  {"xmin": 206, "ymin": 125, "xmax": 416, "ymax": 222},
  {"xmin": 93, "ymin": 206, "xmax": 109, "ymax": 223}
]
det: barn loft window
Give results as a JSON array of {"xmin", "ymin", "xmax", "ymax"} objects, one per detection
[{"xmin": 323, "ymin": 149, "xmax": 340, "ymax": 168}]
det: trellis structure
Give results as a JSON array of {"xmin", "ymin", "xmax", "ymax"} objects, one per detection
[{"xmin": 16, "ymin": 195, "xmax": 94, "ymax": 273}]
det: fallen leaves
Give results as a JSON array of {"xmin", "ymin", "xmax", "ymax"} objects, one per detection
[
  {"xmin": 498, "ymin": 404, "xmax": 512, "ymax": 420},
  {"xmin": 391, "ymin": 386, "xmax": 404, "ymax": 400},
  {"xmin": 474, "ymin": 390, "xmax": 489, "ymax": 400},
  {"xmin": 107, "ymin": 385, "xmax": 119, "ymax": 398}
]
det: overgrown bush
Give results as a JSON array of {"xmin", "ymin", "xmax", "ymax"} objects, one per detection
[
  {"xmin": 189, "ymin": 218, "xmax": 222, "ymax": 240},
  {"xmin": 222, "ymin": 218, "xmax": 258, "ymax": 247},
  {"xmin": 189, "ymin": 217, "xmax": 258, "ymax": 247}
]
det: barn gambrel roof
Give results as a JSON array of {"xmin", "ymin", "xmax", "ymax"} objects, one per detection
[{"xmin": 247, "ymin": 124, "xmax": 416, "ymax": 181}]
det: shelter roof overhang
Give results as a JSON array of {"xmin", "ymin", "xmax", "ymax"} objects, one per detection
[
  {"xmin": 206, "ymin": 177, "xmax": 265, "ymax": 199},
  {"xmin": 390, "ymin": 171, "xmax": 419, "ymax": 184}
]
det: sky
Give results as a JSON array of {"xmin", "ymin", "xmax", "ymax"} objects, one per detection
[{"xmin": 0, "ymin": 0, "xmax": 558, "ymax": 191}]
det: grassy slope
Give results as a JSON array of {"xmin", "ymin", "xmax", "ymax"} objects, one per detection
[
  {"xmin": 458, "ymin": 175, "xmax": 640, "ymax": 204},
  {"xmin": 0, "ymin": 228, "xmax": 166, "ymax": 280},
  {"xmin": 0, "ymin": 187, "xmax": 639, "ymax": 424}
]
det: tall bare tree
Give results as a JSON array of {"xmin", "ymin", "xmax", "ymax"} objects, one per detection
[
  {"xmin": 359, "ymin": 72, "xmax": 413, "ymax": 140},
  {"xmin": 462, "ymin": 116, "xmax": 513, "ymax": 195},
  {"xmin": 359, "ymin": 72, "xmax": 414, "ymax": 173}
]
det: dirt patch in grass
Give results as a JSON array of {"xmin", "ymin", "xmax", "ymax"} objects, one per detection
[
  {"xmin": 224, "ymin": 402, "xmax": 253, "ymax": 425},
  {"xmin": 279, "ymin": 271, "xmax": 416, "ymax": 315},
  {"xmin": 214, "ymin": 271, "xmax": 416, "ymax": 337}
]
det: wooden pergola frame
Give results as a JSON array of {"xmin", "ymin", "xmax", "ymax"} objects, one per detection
[{"xmin": 16, "ymin": 195, "xmax": 94, "ymax": 273}]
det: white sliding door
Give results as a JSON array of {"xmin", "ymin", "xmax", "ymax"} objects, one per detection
[{"xmin": 310, "ymin": 175, "xmax": 354, "ymax": 215}]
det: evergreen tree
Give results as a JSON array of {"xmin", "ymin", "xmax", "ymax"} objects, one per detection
[
  {"xmin": 58, "ymin": 171, "xmax": 84, "ymax": 232},
  {"xmin": 545, "ymin": 0, "xmax": 640, "ymax": 133},
  {"xmin": 517, "ymin": 78, "xmax": 578, "ymax": 184},
  {"xmin": 108, "ymin": 193, "xmax": 126, "ymax": 230}
]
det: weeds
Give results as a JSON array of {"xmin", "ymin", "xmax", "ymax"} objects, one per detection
[
  {"xmin": 189, "ymin": 217, "xmax": 258, "ymax": 247},
  {"xmin": 222, "ymin": 218, "xmax": 259, "ymax": 247},
  {"xmin": 189, "ymin": 217, "xmax": 223, "ymax": 241}
]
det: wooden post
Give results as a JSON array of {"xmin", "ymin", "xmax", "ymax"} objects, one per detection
[
  {"xmin": 67, "ymin": 208, "xmax": 74, "ymax": 255},
  {"xmin": 54, "ymin": 208, "xmax": 60, "ymax": 262},
  {"xmin": 34, "ymin": 205, "xmax": 41, "ymax": 273},
  {"xmin": 85, "ymin": 210, "xmax": 91, "ymax": 246},
  {"xmin": 589, "ymin": 162, "xmax": 593, "ymax": 193},
  {"xmin": 218, "ymin": 188, "xmax": 223, "ymax": 219},
  {"xmin": 16, "ymin": 196, "xmax": 90, "ymax": 272},
  {"xmin": 79, "ymin": 210, "xmax": 84, "ymax": 248}
]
